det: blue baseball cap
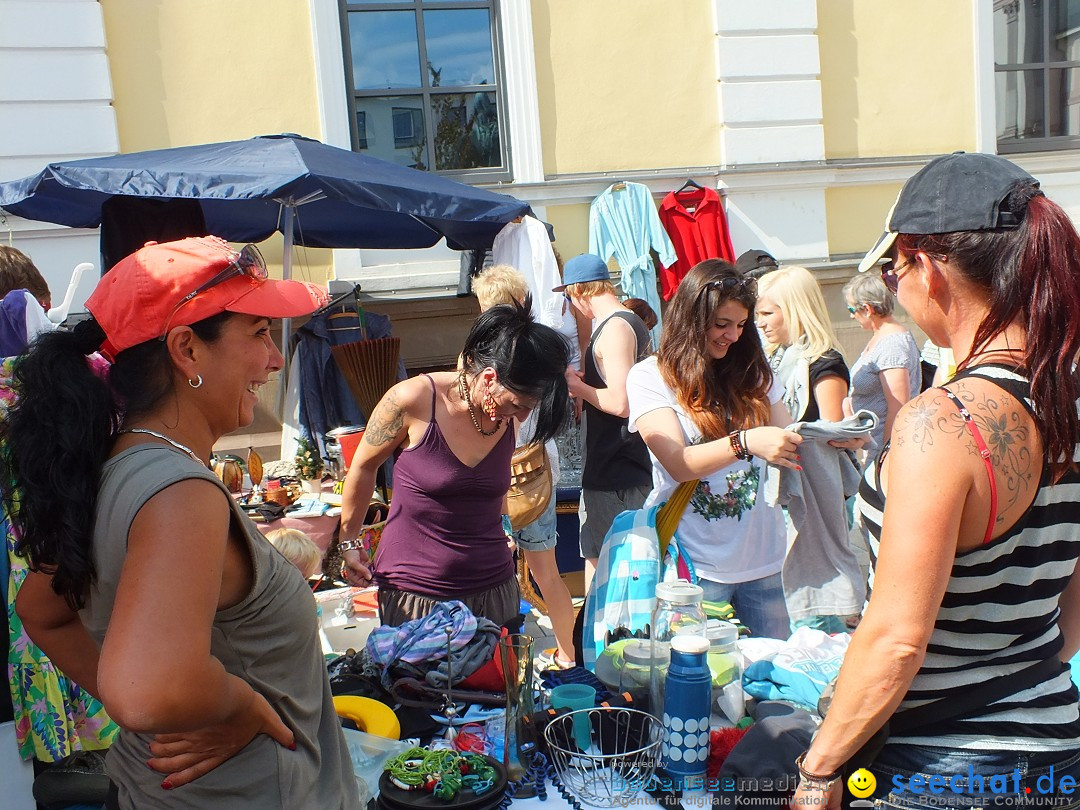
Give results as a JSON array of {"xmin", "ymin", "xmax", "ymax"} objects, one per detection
[{"xmin": 553, "ymin": 253, "xmax": 610, "ymax": 291}]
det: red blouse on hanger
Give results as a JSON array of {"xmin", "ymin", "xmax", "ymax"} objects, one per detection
[{"xmin": 658, "ymin": 186, "xmax": 736, "ymax": 300}]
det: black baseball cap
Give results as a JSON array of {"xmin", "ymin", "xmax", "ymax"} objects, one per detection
[
  {"xmin": 859, "ymin": 151, "xmax": 1038, "ymax": 273},
  {"xmin": 735, "ymin": 249, "xmax": 778, "ymax": 277}
]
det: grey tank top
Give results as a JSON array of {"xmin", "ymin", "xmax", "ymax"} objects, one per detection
[{"xmin": 81, "ymin": 446, "xmax": 359, "ymax": 809}]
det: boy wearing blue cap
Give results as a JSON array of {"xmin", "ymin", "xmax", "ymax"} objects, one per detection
[{"xmin": 555, "ymin": 254, "xmax": 652, "ymax": 590}]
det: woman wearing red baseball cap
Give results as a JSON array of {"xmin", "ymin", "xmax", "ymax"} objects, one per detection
[{"xmin": 1, "ymin": 237, "xmax": 360, "ymax": 808}]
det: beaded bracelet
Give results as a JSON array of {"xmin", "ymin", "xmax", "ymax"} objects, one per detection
[{"xmin": 728, "ymin": 430, "xmax": 749, "ymax": 461}]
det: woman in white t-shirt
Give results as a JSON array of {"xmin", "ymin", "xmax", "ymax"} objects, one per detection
[{"xmin": 626, "ymin": 260, "xmax": 803, "ymax": 640}]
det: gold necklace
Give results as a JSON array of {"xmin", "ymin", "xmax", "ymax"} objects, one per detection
[{"xmin": 457, "ymin": 371, "xmax": 501, "ymax": 436}]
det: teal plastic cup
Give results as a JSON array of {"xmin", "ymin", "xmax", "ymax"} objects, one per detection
[{"xmin": 549, "ymin": 683, "xmax": 596, "ymax": 750}]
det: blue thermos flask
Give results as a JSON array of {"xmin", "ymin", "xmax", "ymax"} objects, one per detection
[{"xmin": 660, "ymin": 635, "xmax": 712, "ymax": 785}]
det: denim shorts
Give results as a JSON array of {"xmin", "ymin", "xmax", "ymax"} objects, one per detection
[
  {"xmin": 867, "ymin": 743, "xmax": 1080, "ymax": 809},
  {"xmin": 697, "ymin": 573, "xmax": 790, "ymax": 641},
  {"xmin": 514, "ymin": 494, "xmax": 558, "ymax": 552}
]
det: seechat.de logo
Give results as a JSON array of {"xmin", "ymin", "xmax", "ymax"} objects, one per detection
[{"xmin": 847, "ymin": 768, "xmax": 877, "ymax": 807}]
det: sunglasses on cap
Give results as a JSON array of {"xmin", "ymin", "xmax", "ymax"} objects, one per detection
[
  {"xmin": 160, "ymin": 244, "xmax": 268, "ymax": 338},
  {"xmin": 880, "ymin": 257, "xmax": 911, "ymax": 295}
]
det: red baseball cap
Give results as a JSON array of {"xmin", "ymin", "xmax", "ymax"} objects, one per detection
[{"xmin": 86, "ymin": 236, "xmax": 328, "ymax": 361}]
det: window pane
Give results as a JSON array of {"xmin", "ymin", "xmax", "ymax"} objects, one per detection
[
  {"xmin": 995, "ymin": 0, "xmax": 1044, "ymax": 65},
  {"xmin": 356, "ymin": 111, "xmax": 368, "ymax": 149},
  {"xmin": 431, "ymin": 91, "xmax": 501, "ymax": 170},
  {"xmin": 355, "ymin": 96, "xmax": 429, "ymax": 170},
  {"xmin": 1050, "ymin": 0, "xmax": 1080, "ymax": 61},
  {"xmin": 423, "ymin": 9, "xmax": 495, "ymax": 87},
  {"xmin": 1048, "ymin": 67, "xmax": 1080, "ymax": 135},
  {"xmin": 996, "ymin": 69, "xmax": 1046, "ymax": 140},
  {"xmin": 349, "ymin": 11, "xmax": 421, "ymax": 90}
]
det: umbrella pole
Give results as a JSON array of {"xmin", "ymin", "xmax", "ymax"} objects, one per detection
[{"xmin": 278, "ymin": 204, "xmax": 295, "ymax": 419}]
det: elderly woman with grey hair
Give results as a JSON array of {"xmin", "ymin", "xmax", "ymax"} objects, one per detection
[{"xmin": 841, "ymin": 273, "xmax": 920, "ymax": 453}]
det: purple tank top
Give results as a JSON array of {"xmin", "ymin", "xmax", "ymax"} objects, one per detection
[{"xmin": 373, "ymin": 374, "xmax": 515, "ymax": 596}]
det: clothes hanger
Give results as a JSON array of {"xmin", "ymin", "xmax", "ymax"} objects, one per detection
[
  {"xmin": 675, "ymin": 178, "xmax": 704, "ymax": 194},
  {"xmin": 611, "ymin": 180, "xmax": 627, "ymax": 192},
  {"xmin": 317, "ymin": 284, "xmax": 367, "ymax": 337}
]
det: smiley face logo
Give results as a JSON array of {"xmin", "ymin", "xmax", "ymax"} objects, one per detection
[{"xmin": 847, "ymin": 768, "xmax": 876, "ymax": 798}]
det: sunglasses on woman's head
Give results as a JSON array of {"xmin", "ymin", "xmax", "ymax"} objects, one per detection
[
  {"xmin": 159, "ymin": 244, "xmax": 268, "ymax": 339},
  {"xmin": 696, "ymin": 275, "xmax": 757, "ymax": 305}
]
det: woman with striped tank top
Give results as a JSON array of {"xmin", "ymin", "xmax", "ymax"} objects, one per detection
[{"xmin": 792, "ymin": 153, "xmax": 1080, "ymax": 808}]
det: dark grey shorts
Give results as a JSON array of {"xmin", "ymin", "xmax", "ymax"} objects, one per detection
[
  {"xmin": 377, "ymin": 575, "xmax": 522, "ymax": 629},
  {"xmin": 578, "ymin": 484, "xmax": 651, "ymax": 559}
]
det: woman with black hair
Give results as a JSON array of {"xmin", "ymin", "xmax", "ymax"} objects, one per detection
[
  {"xmin": 792, "ymin": 153, "xmax": 1080, "ymax": 806},
  {"xmin": 5, "ymin": 237, "xmax": 359, "ymax": 808},
  {"xmin": 625, "ymin": 260, "xmax": 803, "ymax": 640},
  {"xmin": 339, "ymin": 297, "xmax": 571, "ymax": 629}
]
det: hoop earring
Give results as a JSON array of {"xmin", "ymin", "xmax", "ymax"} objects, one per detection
[
  {"xmin": 482, "ymin": 390, "xmax": 497, "ymax": 421},
  {"xmin": 188, "ymin": 375, "xmax": 203, "ymax": 389}
]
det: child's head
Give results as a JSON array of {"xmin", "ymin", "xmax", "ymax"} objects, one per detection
[
  {"xmin": 473, "ymin": 264, "xmax": 529, "ymax": 312},
  {"xmin": 266, "ymin": 528, "xmax": 323, "ymax": 579}
]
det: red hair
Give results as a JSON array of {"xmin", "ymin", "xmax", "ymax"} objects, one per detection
[{"xmin": 896, "ymin": 186, "xmax": 1080, "ymax": 481}]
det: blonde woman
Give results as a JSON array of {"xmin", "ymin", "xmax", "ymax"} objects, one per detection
[{"xmin": 756, "ymin": 266, "xmax": 849, "ymax": 423}]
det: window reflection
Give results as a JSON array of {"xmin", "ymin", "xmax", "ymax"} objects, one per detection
[
  {"xmin": 349, "ymin": 11, "xmax": 421, "ymax": 90},
  {"xmin": 423, "ymin": 9, "xmax": 495, "ymax": 87},
  {"xmin": 995, "ymin": 0, "xmax": 1080, "ymax": 148},
  {"xmin": 355, "ymin": 97, "xmax": 429, "ymax": 171},
  {"xmin": 997, "ymin": 69, "xmax": 1045, "ymax": 140},
  {"xmin": 431, "ymin": 92, "xmax": 500, "ymax": 170},
  {"xmin": 1048, "ymin": 67, "xmax": 1080, "ymax": 136},
  {"xmin": 344, "ymin": 2, "xmax": 505, "ymax": 175}
]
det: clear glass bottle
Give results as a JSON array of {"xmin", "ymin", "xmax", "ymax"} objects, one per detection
[
  {"xmin": 706, "ymin": 619, "xmax": 745, "ymax": 726},
  {"xmin": 648, "ymin": 581, "xmax": 706, "ymax": 715}
]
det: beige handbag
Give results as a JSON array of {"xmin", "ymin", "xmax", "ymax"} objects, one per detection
[{"xmin": 506, "ymin": 442, "xmax": 552, "ymax": 531}]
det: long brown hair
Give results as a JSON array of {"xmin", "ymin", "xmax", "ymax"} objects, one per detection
[{"xmin": 657, "ymin": 260, "xmax": 773, "ymax": 439}]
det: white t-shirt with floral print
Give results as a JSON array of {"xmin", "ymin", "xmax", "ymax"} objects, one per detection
[{"xmin": 626, "ymin": 356, "xmax": 786, "ymax": 584}]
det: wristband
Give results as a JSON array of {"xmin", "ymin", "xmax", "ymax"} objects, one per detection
[
  {"xmin": 740, "ymin": 430, "xmax": 754, "ymax": 460},
  {"xmin": 793, "ymin": 752, "xmax": 841, "ymax": 790}
]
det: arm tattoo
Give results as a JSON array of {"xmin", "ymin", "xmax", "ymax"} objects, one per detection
[
  {"xmin": 894, "ymin": 383, "xmax": 1034, "ymax": 517},
  {"xmin": 892, "ymin": 398, "xmax": 957, "ymax": 450},
  {"xmin": 364, "ymin": 389, "xmax": 405, "ymax": 446},
  {"xmin": 950, "ymin": 382, "xmax": 1034, "ymax": 517}
]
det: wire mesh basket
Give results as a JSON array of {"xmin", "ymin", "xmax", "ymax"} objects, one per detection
[{"xmin": 543, "ymin": 707, "xmax": 663, "ymax": 807}]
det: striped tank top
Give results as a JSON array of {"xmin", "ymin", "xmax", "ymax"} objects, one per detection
[{"xmin": 858, "ymin": 364, "xmax": 1080, "ymax": 749}]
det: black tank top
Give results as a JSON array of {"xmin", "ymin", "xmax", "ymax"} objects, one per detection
[{"xmin": 582, "ymin": 309, "xmax": 653, "ymax": 490}]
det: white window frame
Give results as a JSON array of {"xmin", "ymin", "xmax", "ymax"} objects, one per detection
[{"xmin": 307, "ymin": 0, "xmax": 542, "ymax": 287}]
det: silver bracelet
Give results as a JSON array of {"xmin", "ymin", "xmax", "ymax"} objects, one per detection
[{"xmin": 339, "ymin": 538, "xmax": 365, "ymax": 554}]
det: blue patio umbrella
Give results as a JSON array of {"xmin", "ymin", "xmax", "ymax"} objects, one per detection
[
  {"xmin": 0, "ymin": 133, "xmax": 538, "ymax": 353},
  {"xmin": 0, "ymin": 132, "xmax": 533, "ymax": 258}
]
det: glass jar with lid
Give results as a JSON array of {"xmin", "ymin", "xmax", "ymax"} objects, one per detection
[
  {"xmin": 706, "ymin": 619, "xmax": 744, "ymax": 726},
  {"xmin": 648, "ymin": 580, "xmax": 706, "ymax": 715}
]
